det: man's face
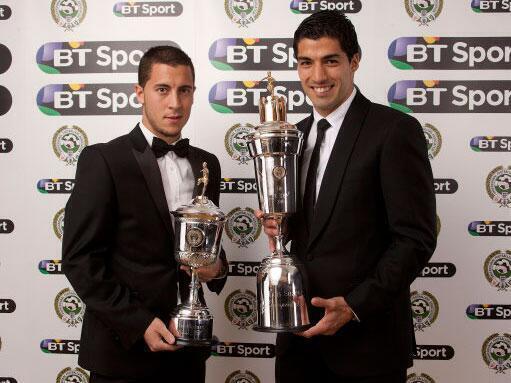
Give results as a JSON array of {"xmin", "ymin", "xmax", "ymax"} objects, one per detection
[
  {"xmin": 296, "ymin": 37, "xmax": 359, "ymax": 117},
  {"xmin": 135, "ymin": 63, "xmax": 195, "ymax": 143}
]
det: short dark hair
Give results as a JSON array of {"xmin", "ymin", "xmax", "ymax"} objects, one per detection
[
  {"xmin": 293, "ymin": 10, "xmax": 360, "ymax": 61},
  {"xmin": 138, "ymin": 45, "xmax": 195, "ymax": 87}
]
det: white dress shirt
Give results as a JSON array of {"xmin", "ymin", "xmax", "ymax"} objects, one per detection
[
  {"xmin": 139, "ymin": 122, "xmax": 195, "ymax": 216},
  {"xmin": 300, "ymin": 88, "xmax": 357, "ymax": 200}
]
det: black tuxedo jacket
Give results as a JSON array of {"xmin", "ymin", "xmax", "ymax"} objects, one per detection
[
  {"xmin": 62, "ymin": 125, "xmax": 226, "ymax": 378},
  {"xmin": 279, "ymin": 91, "xmax": 437, "ymax": 376}
]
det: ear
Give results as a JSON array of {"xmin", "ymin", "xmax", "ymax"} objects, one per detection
[
  {"xmin": 135, "ymin": 84, "xmax": 144, "ymax": 105},
  {"xmin": 350, "ymin": 53, "xmax": 360, "ymax": 73}
]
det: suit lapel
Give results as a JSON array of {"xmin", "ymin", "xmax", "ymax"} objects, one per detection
[
  {"xmin": 129, "ymin": 125, "xmax": 174, "ymax": 237},
  {"xmin": 308, "ymin": 92, "xmax": 371, "ymax": 250}
]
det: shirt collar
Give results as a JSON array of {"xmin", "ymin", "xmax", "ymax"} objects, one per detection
[
  {"xmin": 139, "ymin": 121, "xmax": 182, "ymax": 147},
  {"xmin": 312, "ymin": 87, "xmax": 357, "ymax": 128}
]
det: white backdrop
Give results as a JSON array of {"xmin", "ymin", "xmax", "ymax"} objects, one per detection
[{"xmin": 0, "ymin": 1, "xmax": 510, "ymax": 382}]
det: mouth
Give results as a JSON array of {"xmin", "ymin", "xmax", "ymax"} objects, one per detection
[
  {"xmin": 310, "ymin": 84, "xmax": 334, "ymax": 96},
  {"xmin": 164, "ymin": 115, "xmax": 182, "ymax": 122}
]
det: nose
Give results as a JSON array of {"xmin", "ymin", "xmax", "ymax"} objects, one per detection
[
  {"xmin": 311, "ymin": 63, "xmax": 328, "ymax": 84},
  {"xmin": 167, "ymin": 89, "xmax": 182, "ymax": 109}
]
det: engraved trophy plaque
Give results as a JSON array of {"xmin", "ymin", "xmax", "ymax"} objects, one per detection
[
  {"xmin": 170, "ymin": 162, "xmax": 225, "ymax": 345},
  {"xmin": 247, "ymin": 72, "xmax": 310, "ymax": 332}
]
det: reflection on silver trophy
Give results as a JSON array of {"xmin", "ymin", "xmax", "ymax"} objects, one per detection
[
  {"xmin": 170, "ymin": 162, "xmax": 225, "ymax": 345},
  {"xmin": 247, "ymin": 72, "xmax": 310, "ymax": 332}
]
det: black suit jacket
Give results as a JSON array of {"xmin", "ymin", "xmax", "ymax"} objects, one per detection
[
  {"xmin": 278, "ymin": 91, "xmax": 437, "ymax": 376},
  {"xmin": 62, "ymin": 125, "xmax": 226, "ymax": 378}
]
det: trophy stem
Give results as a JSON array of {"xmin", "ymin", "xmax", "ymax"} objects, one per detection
[
  {"xmin": 188, "ymin": 268, "xmax": 201, "ymax": 308},
  {"xmin": 273, "ymin": 216, "xmax": 286, "ymax": 256}
]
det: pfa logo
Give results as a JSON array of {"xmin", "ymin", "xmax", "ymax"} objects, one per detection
[
  {"xmin": 51, "ymin": 0, "xmax": 87, "ymax": 31},
  {"xmin": 411, "ymin": 291, "xmax": 439, "ymax": 331},
  {"xmin": 407, "ymin": 373, "xmax": 435, "ymax": 383},
  {"xmin": 486, "ymin": 165, "xmax": 511, "ymax": 207},
  {"xmin": 225, "ymin": 289, "xmax": 257, "ymax": 329},
  {"xmin": 422, "ymin": 123, "xmax": 441, "ymax": 160},
  {"xmin": 56, "ymin": 367, "xmax": 89, "ymax": 383},
  {"xmin": 225, "ymin": 370, "xmax": 260, "ymax": 383},
  {"xmin": 225, "ymin": 0, "xmax": 262, "ymax": 27},
  {"xmin": 405, "ymin": 0, "xmax": 443, "ymax": 26},
  {"xmin": 53, "ymin": 208, "xmax": 65, "ymax": 240},
  {"xmin": 55, "ymin": 288, "xmax": 85, "ymax": 327},
  {"xmin": 225, "ymin": 123, "xmax": 255, "ymax": 164},
  {"xmin": 484, "ymin": 250, "xmax": 511, "ymax": 291},
  {"xmin": 482, "ymin": 333, "xmax": 511, "ymax": 374},
  {"xmin": 53, "ymin": 125, "xmax": 88, "ymax": 165},
  {"xmin": 225, "ymin": 207, "xmax": 261, "ymax": 247}
]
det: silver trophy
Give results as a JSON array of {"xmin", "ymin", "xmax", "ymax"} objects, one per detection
[
  {"xmin": 170, "ymin": 162, "xmax": 225, "ymax": 346},
  {"xmin": 247, "ymin": 72, "xmax": 310, "ymax": 332}
]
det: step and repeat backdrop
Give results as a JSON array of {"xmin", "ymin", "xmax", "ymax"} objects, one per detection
[{"xmin": 0, "ymin": 1, "xmax": 510, "ymax": 382}]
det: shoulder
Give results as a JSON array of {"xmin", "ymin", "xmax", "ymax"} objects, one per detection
[
  {"xmin": 191, "ymin": 145, "xmax": 220, "ymax": 166},
  {"xmin": 368, "ymin": 102, "xmax": 421, "ymax": 129}
]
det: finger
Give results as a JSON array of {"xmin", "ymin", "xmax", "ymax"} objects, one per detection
[
  {"xmin": 159, "ymin": 327, "xmax": 176, "ymax": 346},
  {"xmin": 311, "ymin": 297, "xmax": 332, "ymax": 309},
  {"xmin": 168, "ymin": 319, "xmax": 181, "ymax": 338},
  {"xmin": 255, "ymin": 209, "xmax": 264, "ymax": 219},
  {"xmin": 297, "ymin": 321, "xmax": 326, "ymax": 338},
  {"xmin": 180, "ymin": 265, "xmax": 192, "ymax": 276}
]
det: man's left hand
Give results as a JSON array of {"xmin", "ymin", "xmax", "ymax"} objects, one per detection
[
  {"xmin": 298, "ymin": 296, "xmax": 354, "ymax": 338},
  {"xmin": 180, "ymin": 257, "xmax": 225, "ymax": 283}
]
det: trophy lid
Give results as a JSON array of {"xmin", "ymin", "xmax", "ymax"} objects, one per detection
[
  {"xmin": 171, "ymin": 162, "xmax": 225, "ymax": 221},
  {"xmin": 253, "ymin": 72, "xmax": 301, "ymax": 138}
]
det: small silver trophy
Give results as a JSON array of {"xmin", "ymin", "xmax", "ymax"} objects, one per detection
[
  {"xmin": 170, "ymin": 163, "xmax": 225, "ymax": 346},
  {"xmin": 247, "ymin": 72, "xmax": 310, "ymax": 332}
]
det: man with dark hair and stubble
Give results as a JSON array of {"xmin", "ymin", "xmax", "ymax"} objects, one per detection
[
  {"xmin": 257, "ymin": 11, "xmax": 436, "ymax": 383},
  {"xmin": 62, "ymin": 46, "xmax": 227, "ymax": 383}
]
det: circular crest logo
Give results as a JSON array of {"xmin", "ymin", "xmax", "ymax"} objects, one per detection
[
  {"xmin": 225, "ymin": 207, "xmax": 261, "ymax": 247},
  {"xmin": 422, "ymin": 123, "xmax": 441, "ymax": 160},
  {"xmin": 224, "ymin": 289, "xmax": 257, "ymax": 329},
  {"xmin": 53, "ymin": 208, "xmax": 65, "ymax": 240},
  {"xmin": 405, "ymin": 0, "xmax": 443, "ymax": 26},
  {"xmin": 56, "ymin": 367, "xmax": 89, "ymax": 383},
  {"xmin": 186, "ymin": 228, "xmax": 205, "ymax": 248},
  {"xmin": 51, "ymin": 0, "xmax": 87, "ymax": 31},
  {"xmin": 53, "ymin": 125, "xmax": 88, "ymax": 166},
  {"xmin": 225, "ymin": 0, "xmax": 263, "ymax": 27},
  {"xmin": 486, "ymin": 166, "xmax": 511, "ymax": 208},
  {"xmin": 407, "ymin": 373, "xmax": 435, "ymax": 383},
  {"xmin": 482, "ymin": 333, "xmax": 511, "ymax": 374},
  {"xmin": 411, "ymin": 291, "xmax": 439, "ymax": 331},
  {"xmin": 54, "ymin": 288, "xmax": 85, "ymax": 327},
  {"xmin": 225, "ymin": 123, "xmax": 255, "ymax": 165},
  {"xmin": 226, "ymin": 370, "xmax": 260, "ymax": 383},
  {"xmin": 484, "ymin": 250, "xmax": 511, "ymax": 291}
]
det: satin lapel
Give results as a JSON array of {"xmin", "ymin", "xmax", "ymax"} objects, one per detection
[
  {"xmin": 296, "ymin": 114, "xmax": 314, "ymax": 217},
  {"xmin": 307, "ymin": 92, "xmax": 371, "ymax": 250},
  {"xmin": 187, "ymin": 147, "xmax": 203, "ymax": 197},
  {"xmin": 130, "ymin": 125, "xmax": 174, "ymax": 237}
]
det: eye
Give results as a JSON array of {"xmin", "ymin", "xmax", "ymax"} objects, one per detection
[
  {"xmin": 180, "ymin": 87, "xmax": 192, "ymax": 95},
  {"xmin": 325, "ymin": 59, "xmax": 339, "ymax": 65},
  {"xmin": 298, "ymin": 60, "xmax": 311, "ymax": 67},
  {"xmin": 156, "ymin": 87, "xmax": 168, "ymax": 93}
]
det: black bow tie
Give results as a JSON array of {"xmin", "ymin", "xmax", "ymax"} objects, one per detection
[{"xmin": 151, "ymin": 137, "xmax": 190, "ymax": 158}]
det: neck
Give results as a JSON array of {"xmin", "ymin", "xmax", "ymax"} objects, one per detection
[{"xmin": 142, "ymin": 116, "xmax": 179, "ymax": 144}]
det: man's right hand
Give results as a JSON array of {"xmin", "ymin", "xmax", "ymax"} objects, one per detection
[
  {"xmin": 255, "ymin": 209, "xmax": 281, "ymax": 252},
  {"xmin": 143, "ymin": 317, "xmax": 182, "ymax": 352}
]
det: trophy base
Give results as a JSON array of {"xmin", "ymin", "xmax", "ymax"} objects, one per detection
[
  {"xmin": 170, "ymin": 305, "xmax": 213, "ymax": 347},
  {"xmin": 175, "ymin": 337, "xmax": 212, "ymax": 347},
  {"xmin": 252, "ymin": 323, "xmax": 313, "ymax": 333}
]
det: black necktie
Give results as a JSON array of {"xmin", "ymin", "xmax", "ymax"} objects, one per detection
[
  {"xmin": 303, "ymin": 119, "xmax": 331, "ymax": 227},
  {"xmin": 151, "ymin": 137, "xmax": 190, "ymax": 158}
]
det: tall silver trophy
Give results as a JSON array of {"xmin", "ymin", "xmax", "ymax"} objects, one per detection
[
  {"xmin": 247, "ymin": 72, "xmax": 310, "ymax": 332},
  {"xmin": 170, "ymin": 163, "xmax": 225, "ymax": 346}
]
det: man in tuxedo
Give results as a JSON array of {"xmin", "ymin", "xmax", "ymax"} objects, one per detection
[
  {"xmin": 62, "ymin": 46, "xmax": 227, "ymax": 383},
  {"xmin": 258, "ymin": 11, "xmax": 436, "ymax": 383}
]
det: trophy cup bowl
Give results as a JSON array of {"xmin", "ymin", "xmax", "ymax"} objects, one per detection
[
  {"xmin": 170, "ymin": 163, "xmax": 225, "ymax": 346},
  {"xmin": 247, "ymin": 72, "xmax": 310, "ymax": 332}
]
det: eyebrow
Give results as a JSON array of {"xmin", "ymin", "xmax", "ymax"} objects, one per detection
[{"xmin": 297, "ymin": 53, "xmax": 342, "ymax": 61}]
